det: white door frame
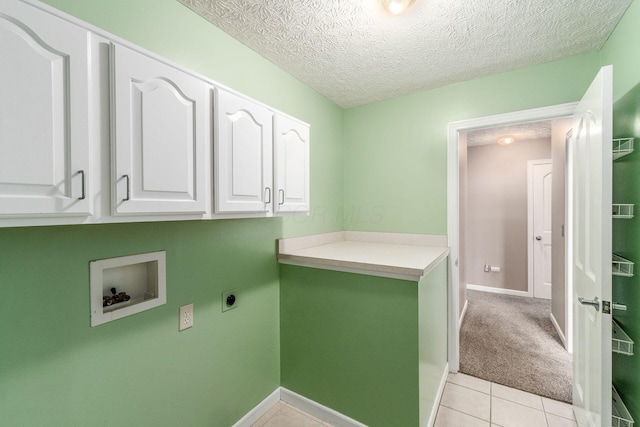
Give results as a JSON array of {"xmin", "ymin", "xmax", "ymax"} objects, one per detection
[
  {"xmin": 565, "ymin": 130, "xmax": 574, "ymax": 354},
  {"xmin": 446, "ymin": 102, "xmax": 577, "ymax": 372},
  {"xmin": 528, "ymin": 159, "xmax": 553, "ymax": 299}
]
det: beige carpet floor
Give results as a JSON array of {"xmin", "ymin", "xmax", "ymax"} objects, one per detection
[{"xmin": 459, "ymin": 290, "xmax": 572, "ymax": 403}]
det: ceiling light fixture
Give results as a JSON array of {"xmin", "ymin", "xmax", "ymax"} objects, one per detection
[
  {"xmin": 498, "ymin": 137, "xmax": 515, "ymax": 146},
  {"xmin": 381, "ymin": 0, "xmax": 416, "ymax": 15}
]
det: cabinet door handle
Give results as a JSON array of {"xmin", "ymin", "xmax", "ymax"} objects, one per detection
[
  {"xmin": 123, "ymin": 174, "xmax": 130, "ymax": 201},
  {"xmin": 265, "ymin": 187, "xmax": 271, "ymax": 204},
  {"xmin": 278, "ymin": 189, "xmax": 285, "ymax": 205},
  {"xmin": 78, "ymin": 170, "xmax": 86, "ymax": 200}
]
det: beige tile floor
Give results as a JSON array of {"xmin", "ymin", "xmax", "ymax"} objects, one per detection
[
  {"xmin": 252, "ymin": 373, "xmax": 576, "ymax": 427},
  {"xmin": 437, "ymin": 373, "xmax": 576, "ymax": 427},
  {"xmin": 252, "ymin": 401, "xmax": 334, "ymax": 427}
]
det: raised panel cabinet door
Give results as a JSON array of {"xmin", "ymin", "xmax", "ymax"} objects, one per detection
[
  {"xmin": 111, "ymin": 43, "xmax": 209, "ymax": 215},
  {"xmin": 214, "ymin": 88, "xmax": 273, "ymax": 214},
  {"xmin": 0, "ymin": 0, "xmax": 91, "ymax": 216},
  {"xmin": 273, "ymin": 114, "xmax": 310, "ymax": 214}
]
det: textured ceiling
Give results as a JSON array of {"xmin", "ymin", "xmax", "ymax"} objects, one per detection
[
  {"xmin": 466, "ymin": 121, "xmax": 552, "ymax": 146},
  {"xmin": 178, "ymin": 0, "xmax": 631, "ymax": 108}
]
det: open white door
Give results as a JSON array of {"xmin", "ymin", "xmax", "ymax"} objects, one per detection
[{"xmin": 571, "ymin": 65, "xmax": 612, "ymax": 427}]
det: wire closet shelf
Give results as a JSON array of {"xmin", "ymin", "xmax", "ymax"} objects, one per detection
[
  {"xmin": 613, "ymin": 204, "xmax": 635, "ymax": 219},
  {"xmin": 613, "ymin": 386, "xmax": 635, "ymax": 427},
  {"xmin": 612, "ymin": 254, "xmax": 634, "ymax": 277},
  {"xmin": 612, "ymin": 320, "xmax": 634, "ymax": 356},
  {"xmin": 613, "ymin": 138, "xmax": 634, "ymax": 160}
]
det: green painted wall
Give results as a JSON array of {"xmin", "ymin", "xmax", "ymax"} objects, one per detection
[
  {"xmin": 0, "ymin": 1, "xmax": 343, "ymax": 426},
  {"xmin": 600, "ymin": 1, "xmax": 640, "ymax": 101},
  {"xmin": 2, "ymin": 221, "xmax": 281, "ymax": 426},
  {"xmin": 280, "ymin": 262, "xmax": 448, "ymax": 427},
  {"xmin": 343, "ymin": 53, "xmax": 602, "ymax": 233},
  {"xmin": 611, "ymin": 82, "xmax": 640, "ymax": 425}
]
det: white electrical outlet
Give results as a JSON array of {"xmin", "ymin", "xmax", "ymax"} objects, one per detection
[{"xmin": 179, "ymin": 304, "xmax": 194, "ymax": 331}]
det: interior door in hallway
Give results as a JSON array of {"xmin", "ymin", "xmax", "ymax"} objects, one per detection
[
  {"xmin": 571, "ymin": 65, "xmax": 612, "ymax": 427},
  {"xmin": 531, "ymin": 160, "xmax": 553, "ymax": 300}
]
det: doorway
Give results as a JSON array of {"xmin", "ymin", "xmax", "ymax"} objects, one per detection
[
  {"xmin": 446, "ymin": 103, "xmax": 576, "ymax": 374},
  {"xmin": 453, "ymin": 116, "xmax": 572, "ymax": 401}
]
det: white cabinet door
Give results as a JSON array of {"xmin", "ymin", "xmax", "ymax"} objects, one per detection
[
  {"xmin": 111, "ymin": 43, "xmax": 209, "ymax": 215},
  {"xmin": 274, "ymin": 114, "xmax": 310, "ymax": 214},
  {"xmin": 214, "ymin": 88, "xmax": 273, "ymax": 214},
  {"xmin": 0, "ymin": 0, "xmax": 91, "ymax": 216}
]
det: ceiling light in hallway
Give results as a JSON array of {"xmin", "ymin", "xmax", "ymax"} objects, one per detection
[{"xmin": 498, "ymin": 137, "xmax": 515, "ymax": 146}]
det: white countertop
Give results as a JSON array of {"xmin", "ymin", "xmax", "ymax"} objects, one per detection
[{"xmin": 277, "ymin": 231, "xmax": 450, "ymax": 281}]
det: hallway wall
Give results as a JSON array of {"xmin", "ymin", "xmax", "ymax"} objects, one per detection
[
  {"xmin": 465, "ymin": 138, "xmax": 551, "ymax": 293},
  {"xmin": 550, "ymin": 118, "xmax": 573, "ymax": 339}
]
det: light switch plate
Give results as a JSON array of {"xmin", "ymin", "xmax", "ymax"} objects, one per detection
[{"xmin": 179, "ymin": 304, "xmax": 194, "ymax": 331}]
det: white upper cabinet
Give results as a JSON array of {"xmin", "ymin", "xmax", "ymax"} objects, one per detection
[
  {"xmin": 0, "ymin": 0, "xmax": 309, "ymax": 226},
  {"xmin": 214, "ymin": 88, "xmax": 273, "ymax": 214},
  {"xmin": 0, "ymin": 0, "xmax": 91, "ymax": 217},
  {"xmin": 110, "ymin": 43, "xmax": 209, "ymax": 216},
  {"xmin": 274, "ymin": 115, "xmax": 310, "ymax": 214}
]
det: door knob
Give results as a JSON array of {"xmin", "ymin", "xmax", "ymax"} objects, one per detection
[
  {"xmin": 535, "ymin": 236, "xmax": 542, "ymax": 241},
  {"xmin": 578, "ymin": 296, "xmax": 600, "ymax": 311}
]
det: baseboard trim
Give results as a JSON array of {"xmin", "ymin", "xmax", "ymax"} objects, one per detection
[
  {"xmin": 232, "ymin": 388, "xmax": 281, "ymax": 427},
  {"xmin": 233, "ymin": 387, "xmax": 367, "ymax": 427},
  {"xmin": 459, "ymin": 300, "xmax": 468, "ymax": 332},
  {"xmin": 550, "ymin": 312, "xmax": 568, "ymax": 351},
  {"xmin": 467, "ymin": 283, "xmax": 531, "ymax": 298},
  {"xmin": 234, "ymin": 377, "xmax": 450, "ymax": 427},
  {"xmin": 280, "ymin": 388, "xmax": 368, "ymax": 427},
  {"xmin": 426, "ymin": 362, "xmax": 449, "ymax": 427}
]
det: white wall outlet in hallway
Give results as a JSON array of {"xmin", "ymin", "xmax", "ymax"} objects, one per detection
[{"xmin": 179, "ymin": 304, "xmax": 194, "ymax": 331}]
